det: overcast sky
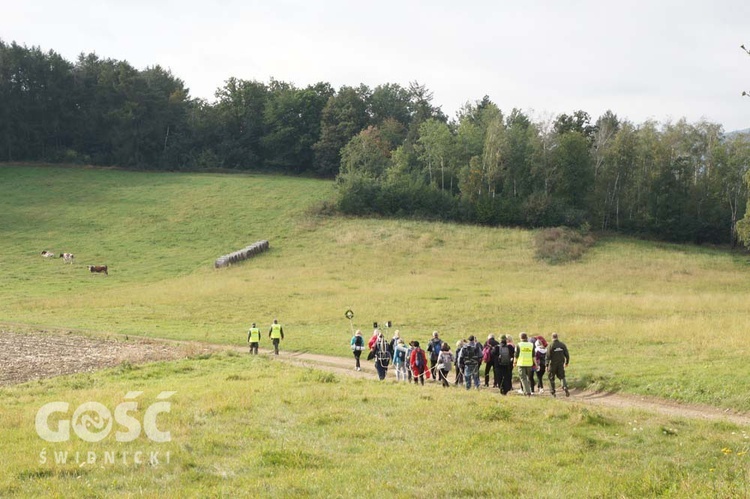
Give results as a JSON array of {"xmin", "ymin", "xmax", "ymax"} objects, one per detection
[{"xmin": 2, "ymin": 0, "xmax": 749, "ymax": 131}]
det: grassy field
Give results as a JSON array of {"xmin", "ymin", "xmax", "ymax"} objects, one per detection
[
  {"xmin": 1, "ymin": 351, "xmax": 748, "ymax": 497},
  {"xmin": 1, "ymin": 165, "xmax": 749, "ymax": 409},
  {"xmin": 2, "ymin": 165, "xmax": 750, "ymax": 496}
]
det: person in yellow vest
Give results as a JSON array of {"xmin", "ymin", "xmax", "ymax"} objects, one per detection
[
  {"xmin": 513, "ymin": 332, "xmax": 536, "ymax": 396},
  {"xmin": 268, "ymin": 319, "xmax": 284, "ymax": 355},
  {"xmin": 247, "ymin": 322, "xmax": 261, "ymax": 355}
]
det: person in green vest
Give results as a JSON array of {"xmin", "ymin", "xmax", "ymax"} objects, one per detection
[
  {"xmin": 268, "ymin": 319, "xmax": 284, "ymax": 355},
  {"xmin": 247, "ymin": 322, "xmax": 261, "ymax": 355},
  {"xmin": 513, "ymin": 332, "xmax": 536, "ymax": 396}
]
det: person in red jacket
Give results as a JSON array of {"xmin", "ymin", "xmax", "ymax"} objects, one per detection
[{"xmin": 409, "ymin": 341, "xmax": 431, "ymax": 385}]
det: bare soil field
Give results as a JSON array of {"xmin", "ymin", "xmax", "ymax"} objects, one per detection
[{"xmin": 0, "ymin": 329, "xmax": 207, "ymax": 386}]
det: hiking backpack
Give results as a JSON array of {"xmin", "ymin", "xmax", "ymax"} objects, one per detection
[{"xmin": 498, "ymin": 344, "xmax": 511, "ymax": 365}]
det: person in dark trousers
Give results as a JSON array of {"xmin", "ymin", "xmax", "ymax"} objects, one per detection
[
  {"xmin": 372, "ymin": 330, "xmax": 392, "ymax": 380},
  {"xmin": 454, "ymin": 339, "xmax": 466, "ymax": 385},
  {"xmin": 436, "ymin": 342, "xmax": 454, "ymax": 387},
  {"xmin": 409, "ymin": 341, "xmax": 430, "ymax": 385},
  {"xmin": 268, "ymin": 319, "xmax": 284, "ymax": 355},
  {"xmin": 350, "ymin": 329, "xmax": 365, "ymax": 371},
  {"xmin": 495, "ymin": 335, "xmax": 515, "ymax": 395},
  {"xmin": 247, "ymin": 322, "xmax": 261, "ymax": 355},
  {"xmin": 483, "ymin": 334, "xmax": 499, "ymax": 388},
  {"xmin": 426, "ymin": 331, "xmax": 443, "ymax": 382},
  {"xmin": 546, "ymin": 332, "xmax": 570, "ymax": 397}
]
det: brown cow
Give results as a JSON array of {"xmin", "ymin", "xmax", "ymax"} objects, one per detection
[{"xmin": 87, "ymin": 265, "xmax": 108, "ymax": 275}]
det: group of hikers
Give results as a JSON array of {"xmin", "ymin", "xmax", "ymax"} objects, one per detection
[{"xmin": 350, "ymin": 328, "xmax": 571, "ymax": 397}]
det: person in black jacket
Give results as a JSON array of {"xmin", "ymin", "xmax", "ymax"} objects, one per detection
[{"xmin": 546, "ymin": 332, "xmax": 570, "ymax": 397}]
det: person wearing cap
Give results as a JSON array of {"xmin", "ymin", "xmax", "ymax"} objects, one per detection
[
  {"xmin": 350, "ymin": 329, "xmax": 365, "ymax": 371},
  {"xmin": 247, "ymin": 322, "xmax": 261, "ymax": 355},
  {"xmin": 409, "ymin": 340, "xmax": 430, "ymax": 385},
  {"xmin": 514, "ymin": 332, "xmax": 535, "ymax": 396},
  {"xmin": 268, "ymin": 319, "xmax": 284, "ymax": 355},
  {"xmin": 546, "ymin": 332, "xmax": 570, "ymax": 397},
  {"xmin": 426, "ymin": 331, "xmax": 443, "ymax": 382}
]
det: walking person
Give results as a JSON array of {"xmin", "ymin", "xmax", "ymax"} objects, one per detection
[
  {"xmin": 393, "ymin": 338, "xmax": 409, "ymax": 381},
  {"xmin": 506, "ymin": 334, "xmax": 516, "ymax": 391},
  {"xmin": 350, "ymin": 329, "xmax": 365, "ymax": 371},
  {"xmin": 546, "ymin": 332, "xmax": 570, "ymax": 397},
  {"xmin": 495, "ymin": 335, "xmax": 515, "ymax": 395},
  {"xmin": 460, "ymin": 335, "xmax": 481, "ymax": 390},
  {"xmin": 247, "ymin": 322, "xmax": 261, "ymax": 355},
  {"xmin": 409, "ymin": 341, "xmax": 430, "ymax": 385},
  {"xmin": 534, "ymin": 336, "xmax": 548, "ymax": 393},
  {"xmin": 436, "ymin": 342, "xmax": 454, "ymax": 387},
  {"xmin": 372, "ymin": 330, "xmax": 392, "ymax": 380},
  {"xmin": 514, "ymin": 332, "xmax": 535, "ymax": 396},
  {"xmin": 454, "ymin": 339, "xmax": 465, "ymax": 385},
  {"xmin": 268, "ymin": 319, "xmax": 284, "ymax": 355},
  {"xmin": 427, "ymin": 331, "xmax": 443, "ymax": 382},
  {"xmin": 483, "ymin": 334, "xmax": 499, "ymax": 388}
]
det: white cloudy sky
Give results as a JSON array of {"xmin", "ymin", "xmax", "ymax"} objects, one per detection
[{"xmin": 2, "ymin": 0, "xmax": 749, "ymax": 130}]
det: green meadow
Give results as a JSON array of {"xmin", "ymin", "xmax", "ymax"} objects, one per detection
[{"xmin": 1, "ymin": 165, "xmax": 749, "ymax": 496}]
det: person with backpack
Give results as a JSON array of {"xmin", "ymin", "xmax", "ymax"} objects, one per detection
[
  {"xmin": 460, "ymin": 335, "xmax": 481, "ymax": 390},
  {"xmin": 546, "ymin": 332, "xmax": 570, "ymax": 397},
  {"xmin": 409, "ymin": 340, "xmax": 430, "ymax": 385},
  {"xmin": 495, "ymin": 335, "xmax": 515, "ymax": 395},
  {"xmin": 483, "ymin": 334, "xmax": 499, "ymax": 388},
  {"xmin": 372, "ymin": 330, "xmax": 392, "ymax": 380},
  {"xmin": 514, "ymin": 332, "xmax": 536, "ymax": 396},
  {"xmin": 393, "ymin": 338, "xmax": 409, "ymax": 381},
  {"xmin": 454, "ymin": 339, "xmax": 466, "ymax": 385},
  {"xmin": 436, "ymin": 342, "xmax": 454, "ymax": 387},
  {"xmin": 426, "ymin": 331, "xmax": 443, "ymax": 382},
  {"xmin": 350, "ymin": 330, "xmax": 365, "ymax": 371}
]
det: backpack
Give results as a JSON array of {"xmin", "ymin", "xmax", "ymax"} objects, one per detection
[
  {"xmin": 429, "ymin": 339, "xmax": 442, "ymax": 360},
  {"xmin": 438, "ymin": 352, "xmax": 453, "ymax": 372},
  {"xmin": 414, "ymin": 348, "xmax": 425, "ymax": 369},
  {"xmin": 482, "ymin": 344, "xmax": 492, "ymax": 363},
  {"xmin": 463, "ymin": 343, "xmax": 479, "ymax": 366},
  {"xmin": 498, "ymin": 344, "xmax": 511, "ymax": 365},
  {"xmin": 396, "ymin": 347, "xmax": 406, "ymax": 363}
]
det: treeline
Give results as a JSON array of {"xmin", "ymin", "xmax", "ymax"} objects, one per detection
[
  {"xmin": 1, "ymin": 40, "xmax": 749, "ymax": 245},
  {"xmin": 339, "ymin": 104, "xmax": 750, "ymax": 245},
  {"xmin": 0, "ymin": 40, "xmax": 440, "ymax": 174}
]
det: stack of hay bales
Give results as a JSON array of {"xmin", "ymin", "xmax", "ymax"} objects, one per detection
[{"xmin": 215, "ymin": 240, "xmax": 269, "ymax": 268}]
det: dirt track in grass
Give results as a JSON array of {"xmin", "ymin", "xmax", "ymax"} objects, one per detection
[{"xmin": 2, "ymin": 328, "xmax": 748, "ymax": 426}]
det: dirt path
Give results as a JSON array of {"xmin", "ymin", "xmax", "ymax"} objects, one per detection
[
  {"xmin": 264, "ymin": 347, "xmax": 750, "ymax": 426},
  {"xmin": 2, "ymin": 328, "xmax": 748, "ymax": 426}
]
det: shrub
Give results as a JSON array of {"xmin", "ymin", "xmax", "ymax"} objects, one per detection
[{"xmin": 534, "ymin": 226, "xmax": 596, "ymax": 264}]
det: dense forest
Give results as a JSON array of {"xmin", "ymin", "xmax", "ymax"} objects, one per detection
[{"xmin": 2, "ymin": 40, "xmax": 749, "ymax": 246}]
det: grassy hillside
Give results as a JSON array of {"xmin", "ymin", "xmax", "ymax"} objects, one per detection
[
  {"xmin": 1, "ymin": 165, "xmax": 750, "ymax": 410},
  {"xmin": 1, "ymin": 352, "xmax": 748, "ymax": 497}
]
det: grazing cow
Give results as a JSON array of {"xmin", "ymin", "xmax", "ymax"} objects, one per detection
[
  {"xmin": 60, "ymin": 253, "xmax": 75, "ymax": 264},
  {"xmin": 41, "ymin": 250, "xmax": 55, "ymax": 258},
  {"xmin": 87, "ymin": 265, "xmax": 108, "ymax": 275}
]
